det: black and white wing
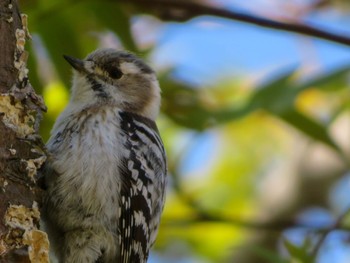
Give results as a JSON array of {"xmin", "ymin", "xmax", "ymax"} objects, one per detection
[{"xmin": 118, "ymin": 111, "xmax": 167, "ymax": 263}]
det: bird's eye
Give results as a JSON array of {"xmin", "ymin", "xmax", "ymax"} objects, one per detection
[
  {"xmin": 109, "ymin": 68, "xmax": 123, "ymax": 79},
  {"xmin": 104, "ymin": 64, "xmax": 123, "ymax": 79}
]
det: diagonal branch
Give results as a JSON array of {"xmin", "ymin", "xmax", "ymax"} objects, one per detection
[
  {"xmin": 311, "ymin": 206, "xmax": 350, "ymax": 258},
  {"xmin": 122, "ymin": 0, "xmax": 350, "ymax": 47}
]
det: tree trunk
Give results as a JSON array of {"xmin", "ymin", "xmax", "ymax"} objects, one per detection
[{"xmin": 0, "ymin": 0, "xmax": 49, "ymax": 262}]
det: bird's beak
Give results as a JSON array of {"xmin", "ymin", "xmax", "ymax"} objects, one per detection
[{"xmin": 63, "ymin": 55, "xmax": 85, "ymax": 72}]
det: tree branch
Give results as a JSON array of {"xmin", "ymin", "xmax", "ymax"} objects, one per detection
[
  {"xmin": 163, "ymin": 214, "xmax": 350, "ymax": 233},
  {"xmin": 122, "ymin": 0, "xmax": 350, "ymax": 47}
]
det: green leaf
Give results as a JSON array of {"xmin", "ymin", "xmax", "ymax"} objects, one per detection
[
  {"xmin": 283, "ymin": 238, "xmax": 315, "ymax": 263},
  {"xmin": 250, "ymin": 246, "xmax": 289, "ymax": 263},
  {"xmin": 246, "ymin": 68, "xmax": 297, "ymax": 114},
  {"xmin": 296, "ymin": 65, "xmax": 350, "ymax": 92},
  {"xmin": 161, "ymin": 76, "xmax": 208, "ymax": 129},
  {"xmin": 238, "ymin": 68, "xmax": 343, "ymax": 150},
  {"xmin": 278, "ymin": 109, "xmax": 340, "ymax": 151},
  {"xmin": 161, "ymin": 77, "xmax": 249, "ymax": 129},
  {"xmin": 161, "ymin": 69, "xmax": 341, "ymax": 153}
]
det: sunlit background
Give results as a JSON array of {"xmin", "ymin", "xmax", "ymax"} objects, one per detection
[{"xmin": 21, "ymin": 0, "xmax": 350, "ymax": 262}]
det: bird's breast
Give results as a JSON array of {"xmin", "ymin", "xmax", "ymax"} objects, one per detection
[{"xmin": 47, "ymin": 108, "xmax": 124, "ymax": 223}]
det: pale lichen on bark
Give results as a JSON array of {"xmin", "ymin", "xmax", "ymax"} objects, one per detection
[
  {"xmin": 0, "ymin": 94, "xmax": 35, "ymax": 137},
  {"xmin": 3, "ymin": 202, "xmax": 50, "ymax": 262},
  {"xmin": 24, "ymin": 229, "xmax": 50, "ymax": 263},
  {"xmin": 22, "ymin": 154, "xmax": 47, "ymax": 182}
]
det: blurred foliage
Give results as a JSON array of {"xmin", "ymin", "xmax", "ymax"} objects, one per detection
[{"xmin": 20, "ymin": 0, "xmax": 350, "ymax": 262}]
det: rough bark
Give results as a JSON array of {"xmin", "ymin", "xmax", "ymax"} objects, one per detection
[{"xmin": 0, "ymin": 0, "xmax": 49, "ymax": 262}]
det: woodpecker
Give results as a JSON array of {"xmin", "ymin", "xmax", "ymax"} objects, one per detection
[{"xmin": 43, "ymin": 48, "xmax": 167, "ymax": 263}]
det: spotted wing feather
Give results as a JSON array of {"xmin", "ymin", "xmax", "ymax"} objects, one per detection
[{"xmin": 118, "ymin": 111, "xmax": 167, "ymax": 262}]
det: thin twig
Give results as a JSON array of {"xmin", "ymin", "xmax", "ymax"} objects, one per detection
[
  {"xmin": 162, "ymin": 216, "xmax": 350, "ymax": 234},
  {"xmin": 311, "ymin": 206, "xmax": 350, "ymax": 258},
  {"xmin": 122, "ymin": 0, "xmax": 350, "ymax": 47}
]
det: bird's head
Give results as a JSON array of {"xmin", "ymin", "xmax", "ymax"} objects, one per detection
[{"xmin": 64, "ymin": 48, "xmax": 160, "ymax": 120}]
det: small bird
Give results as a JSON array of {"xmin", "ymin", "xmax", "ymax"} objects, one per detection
[{"xmin": 42, "ymin": 48, "xmax": 167, "ymax": 263}]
